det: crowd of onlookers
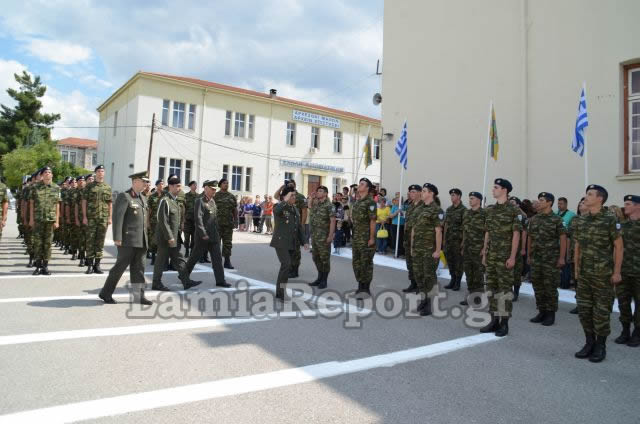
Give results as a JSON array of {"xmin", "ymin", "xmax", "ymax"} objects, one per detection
[{"xmin": 236, "ymin": 195, "xmax": 275, "ymax": 234}]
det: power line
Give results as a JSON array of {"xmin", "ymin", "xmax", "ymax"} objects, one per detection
[{"xmin": 51, "ymin": 125, "xmax": 151, "ymax": 129}]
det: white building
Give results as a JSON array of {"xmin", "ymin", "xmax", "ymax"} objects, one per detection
[
  {"xmin": 381, "ymin": 0, "xmax": 640, "ymax": 208},
  {"xmin": 97, "ymin": 72, "xmax": 382, "ymax": 196}
]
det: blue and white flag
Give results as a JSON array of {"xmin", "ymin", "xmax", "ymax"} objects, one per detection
[
  {"xmin": 572, "ymin": 87, "xmax": 588, "ymax": 157},
  {"xmin": 394, "ymin": 120, "xmax": 408, "ymax": 169}
]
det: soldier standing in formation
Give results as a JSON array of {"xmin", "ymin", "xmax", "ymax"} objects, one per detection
[
  {"xmin": 411, "ymin": 183, "xmax": 444, "ymax": 316},
  {"xmin": 615, "ymin": 194, "xmax": 640, "ymax": 347},
  {"xmin": 99, "ymin": 172, "xmax": 152, "ymax": 305},
  {"xmin": 29, "ymin": 166, "xmax": 61, "ymax": 276},
  {"xmin": 0, "ymin": 177, "xmax": 8, "ymax": 239},
  {"xmin": 83, "ymin": 165, "xmax": 112, "ymax": 274},
  {"xmin": 402, "ymin": 185, "xmax": 423, "ymax": 293},
  {"xmin": 307, "ymin": 185, "xmax": 336, "ymax": 289},
  {"xmin": 480, "ymin": 178, "xmax": 522, "ymax": 337},
  {"xmin": 147, "ymin": 179, "xmax": 164, "ymax": 264},
  {"xmin": 73, "ymin": 175, "xmax": 87, "ymax": 267},
  {"xmin": 274, "ymin": 179, "xmax": 308, "ymax": 278},
  {"xmin": 526, "ymin": 192, "xmax": 567, "ymax": 327},
  {"xmin": 508, "ymin": 196, "xmax": 528, "ymax": 301},
  {"xmin": 460, "ymin": 191, "xmax": 486, "ymax": 306},
  {"xmin": 443, "ymin": 188, "xmax": 466, "ymax": 291},
  {"xmin": 183, "ymin": 180, "xmax": 199, "ymax": 259},
  {"xmin": 185, "ymin": 180, "xmax": 230, "ymax": 288},
  {"xmin": 22, "ymin": 174, "xmax": 36, "ymax": 268},
  {"xmin": 214, "ymin": 178, "xmax": 237, "ymax": 269},
  {"xmin": 65, "ymin": 177, "xmax": 77, "ymax": 258},
  {"xmin": 350, "ymin": 178, "xmax": 377, "ymax": 298}
]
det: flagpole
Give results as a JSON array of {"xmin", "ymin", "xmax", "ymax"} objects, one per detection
[
  {"xmin": 583, "ymin": 82, "xmax": 588, "ymax": 186},
  {"xmin": 395, "ymin": 158, "xmax": 405, "ymax": 258},
  {"xmin": 482, "ymin": 101, "xmax": 493, "ymax": 205}
]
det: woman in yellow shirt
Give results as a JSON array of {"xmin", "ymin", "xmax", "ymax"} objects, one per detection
[{"xmin": 376, "ymin": 197, "xmax": 391, "ymax": 254}]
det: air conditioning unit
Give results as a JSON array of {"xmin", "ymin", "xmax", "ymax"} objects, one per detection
[{"xmin": 309, "ymin": 147, "xmax": 318, "ymax": 154}]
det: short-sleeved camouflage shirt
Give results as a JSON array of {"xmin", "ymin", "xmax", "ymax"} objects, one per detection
[
  {"xmin": 575, "ymin": 208, "xmax": 621, "ymax": 274},
  {"xmin": 33, "ymin": 182, "xmax": 61, "ymax": 222},
  {"xmin": 445, "ymin": 203, "xmax": 466, "ymax": 241},
  {"xmin": 485, "ymin": 202, "xmax": 523, "ymax": 258},
  {"xmin": 214, "ymin": 191, "xmax": 237, "ymax": 225},
  {"xmin": 310, "ymin": 198, "xmax": 335, "ymax": 239},
  {"xmin": 463, "ymin": 207, "xmax": 487, "ymax": 255},
  {"xmin": 414, "ymin": 202, "xmax": 444, "ymax": 251},
  {"xmin": 621, "ymin": 219, "xmax": 640, "ymax": 275},
  {"xmin": 84, "ymin": 181, "xmax": 112, "ymax": 223},
  {"xmin": 351, "ymin": 195, "xmax": 377, "ymax": 247},
  {"xmin": 528, "ymin": 211, "xmax": 567, "ymax": 260}
]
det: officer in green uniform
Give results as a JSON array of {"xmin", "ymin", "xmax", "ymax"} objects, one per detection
[
  {"xmin": 270, "ymin": 186, "xmax": 308, "ymax": 300},
  {"xmin": 526, "ymin": 192, "xmax": 567, "ymax": 326},
  {"xmin": 185, "ymin": 180, "xmax": 230, "ymax": 287},
  {"xmin": 443, "ymin": 188, "xmax": 466, "ymax": 291},
  {"xmin": 411, "ymin": 183, "xmax": 444, "ymax": 316},
  {"xmin": 147, "ymin": 179, "xmax": 164, "ymax": 264},
  {"xmin": 0, "ymin": 178, "xmax": 8, "ymax": 238},
  {"xmin": 308, "ymin": 185, "xmax": 336, "ymax": 289},
  {"xmin": 402, "ymin": 184, "xmax": 423, "ymax": 293},
  {"xmin": 214, "ymin": 178, "xmax": 237, "ymax": 269},
  {"xmin": 574, "ymin": 184, "xmax": 623, "ymax": 362},
  {"xmin": 29, "ymin": 166, "xmax": 61, "ymax": 275},
  {"xmin": 479, "ymin": 178, "xmax": 522, "ymax": 337},
  {"xmin": 614, "ymin": 194, "xmax": 640, "ymax": 347},
  {"xmin": 99, "ymin": 171, "xmax": 153, "ymax": 305},
  {"xmin": 274, "ymin": 179, "xmax": 308, "ymax": 278},
  {"xmin": 351, "ymin": 178, "xmax": 377, "ymax": 298},
  {"xmin": 183, "ymin": 180, "xmax": 199, "ymax": 258},
  {"xmin": 152, "ymin": 175, "xmax": 201, "ymax": 291},
  {"xmin": 83, "ymin": 165, "xmax": 112, "ymax": 274},
  {"xmin": 460, "ymin": 191, "xmax": 486, "ymax": 306}
]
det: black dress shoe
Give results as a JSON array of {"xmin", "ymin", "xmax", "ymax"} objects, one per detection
[
  {"xmin": 183, "ymin": 280, "xmax": 202, "ymax": 290},
  {"xmin": 216, "ymin": 281, "xmax": 232, "ymax": 288},
  {"xmin": 99, "ymin": 293, "xmax": 117, "ymax": 304},
  {"xmin": 151, "ymin": 283, "xmax": 171, "ymax": 291}
]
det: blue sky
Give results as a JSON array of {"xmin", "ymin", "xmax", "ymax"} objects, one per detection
[{"xmin": 0, "ymin": 0, "xmax": 384, "ymax": 140}]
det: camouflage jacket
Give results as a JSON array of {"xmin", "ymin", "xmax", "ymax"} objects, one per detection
[
  {"xmin": 444, "ymin": 203, "xmax": 466, "ymax": 241},
  {"xmin": 575, "ymin": 208, "xmax": 621, "ymax": 273},
  {"xmin": 310, "ymin": 198, "xmax": 335, "ymax": 239},
  {"xmin": 621, "ymin": 219, "xmax": 640, "ymax": 275},
  {"xmin": 148, "ymin": 190, "xmax": 164, "ymax": 227},
  {"xmin": 214, "ymin": 191, "xmax": 237, "ymax": 225},
  {"xmin": 84, "ymin": 181, "xmax": 112, "ymax": 222},
  {"xmin": 528, "ymin": 211, "xmax": 567, "ymax": 260},
  {"xmin": 485, "ymin": 202, "xmax": 523, "ymax": 258},
  {"xmin": 351, "ymin": 195, "xmax": 376, "ymax": 247},
  {"xmin": 568, "ymin": 216, "xmax": 583, "ymax": 263},
  {"xmin": 294, "ymin": 192, "xmax": 308, "ymax": 218},
  {"xmin": 413, "ymin": 202, "xmax": 444, "ymax": 252},
  {"xmin": 405, "ymin": 200, "xmax": 424, "ymax": 232},
  {"xmin": 33, "ymin": 182, "xmax": 61, "ymax": 223},
  {"xmin": 462, "ymin": 207, "xmax": 487, "ymax": 255},
  {"xmin": 184, "ymin": 191, "xmax": 198, "ymax": 223}
]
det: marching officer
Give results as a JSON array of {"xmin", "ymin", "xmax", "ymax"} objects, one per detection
[
  {"xmin": 308, "ymin": 185, "xmax": 336, "ymax": 289},
  {"xmin": 183, "ymin": 180, "xmax": 199, "ymax": 258},
  {"xmin": 460, "ymin": 191, "xmax": 486, "ymax": 306},
  {"xmin": 402, "ymin": 184, "xmax": 423, "ymax": 293},
  {"xmin": 83, "ymin": 165, "xmax": 112, "ymax": 274},
  {"xmin": 443, "ymin": 188, "xmax": 466, "ymax": 291},
  {"xmin": 147, "ymin": 179, "xmax": 164, "ymax": 264},
  {"xmin": 351, "ymin": 178, "xmax": 377, "ymax": 298},
  {"xmin": 616, "ymin": 194, "xmax": 640, "ymax": 347},
  {"xmin": 29, "ymin": 167, "xmax": 61, "ymax": 275},
  {"xmin": 214, "ymin": 178, "xmax": 237, "ymax": 269}
]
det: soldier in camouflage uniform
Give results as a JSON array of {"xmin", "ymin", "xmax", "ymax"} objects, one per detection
[
  {"xmin": 82, "ymin": 165, "xmax": 112, "ymax": 274},
  {"xmin": 183, "ymin": 180, "xmax": 199, "ymax": 258},
  {"xmin": 22, "ymin": 174, "xmax": 36, "ymax": 267},
  {"xmin": 55, "ymin": 177, "xmax": 68, "ymax": 249},
  {"xmin": 0, "ymin": 178, "xmax": 8, "ymax": 239},
  {"xmin": 411, "ymin": 183, "xmax": 444, "ymax": 316},
  {"xmin": 460, "ymin": 191, "xmax": 486, "ymax": 306},
  {"xmin": 64, "ymin": 178, "xmax": 77, "ymax": 258},
  {"xmin": 574, "ymin": 184, "xmax": 623, "ymax": 363},
  {"xmin": 29, "ymin": 167, "xmax": 61, "ymax": 276},
  {"xmin": 15, "ymin": 177, "xmax": 26, "ymax": 239},
  {"xmin": 614, "ymin": 194, "xmax": 640, "ymax": 347},
  {"xmin": 274, "ymin": 179, "xmax": 308, "ymax": 278},
  {"xmin": 308, "ymin": 185, "xmax": 336, "ymax": 289},
  {"xmin": 214, "ymin": 178, "xmax": 237, "ymax": 269},
  {"xmin": 509, "ymin": 196, "xmax": 528, "ymax": 301},
  {"xmin": 443, "ymin": 188, "xmax": 466, "ymax": 291},
  {"xmin": 73, "ymin": 175, "xmax": 87, "ymax": 266},
  {"xmin": 526, "ymin": 192, "xmax": 567, "ymax": 326},
  {"xmin": 479, "ymin": 178, "xmax": 522, "ymax": 337},
  {"xmin": 147, "ymin": 179, "xmax": 164, "ymax": 264},
  {"xmin": 402, "ymin": 185, "xmax": 423, "ymax": 293},
  {"xmin": 351, "ymin": 178, "xmax": 377, "ymax": 298}
]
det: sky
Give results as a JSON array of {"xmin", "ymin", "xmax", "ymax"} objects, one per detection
[{"xmin": 0, "ymin": 0, "xmax": 384, "ymax": 141}]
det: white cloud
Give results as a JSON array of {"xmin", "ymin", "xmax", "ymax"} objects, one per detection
[
  {"xmin": 0, "ymin": 58, "xmax": 27, "ymax": 107},
  {"xmin": 24, "ymin": 38, "xmax": 92, "ymax": 65}
]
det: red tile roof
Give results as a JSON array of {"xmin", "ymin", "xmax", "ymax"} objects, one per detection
[
  {"xmin": 57, "ymin": 137, "xmax": 98, "ymax": 149},
  {"xmin": 140, "ymin": 72, "xmax": 381, "ymax": 124}
]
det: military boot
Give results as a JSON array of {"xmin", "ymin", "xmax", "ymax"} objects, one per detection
[
  {"xmin": 530, "ymin": 310, "xmax": 546, "ymax": 323},
  {"xmin": 40, "ymin": 261, "xmax": 52, "ymax": 275},
  {"xmin": 628, "ymin": 328, "xmax": 640, "ymax": 347},
  {"xmin": 317, "ymin": 272, "xmax": 328, "ymax": 289},
  {"xmin": 419, "ymin": 297, "xmax": 432, "ymax": 316},
  {"xmin": 85, "ymin": 258, "xmax": 94, "ymax": 274},
  {"xmin": 309, "ymin": 271, "xmax": 322, "ymax": 287},
  {"xmin": 452, "ymin": 274, "xmax": 462, "ymax": 291},
  {"xmin": 354, "ymin": 282, "xmax": 371, "ymax": 299},
  {"xmin": 31, "ymin": 260, "xmax": 41, "ymax": 276},
  {"xmin": 614, "ymin": 324, "xmax": 631, "ymax": 344},
  {"xmin": 444, "ymin": 272, "xmax": 456, "ymax": 289},
  {"xmin": 27, "ymin": 255, "xmax": 34, "ymax": 268},
  {"xmin": 224, "ymin": 256, "xmax": 234, "ymax": 269},
  {"xmin": 541, "ymin": 312, "xmax": 555, "ymax": 326},
  {"xmin": 512, "ymin": 283, "xmax": 521, "ymax": 302},
  {"xmin": 495, "ymin": 318, "xmax": 509, "ymax": 337},
  {"xmin": 569, "ymin": 306, "xmax": 578, "ymax": 314},
  {"xmin": 402, "ymin": 280, "xmax": 418, "ymax": 293},
  {"xmin": 589, "ymin": 336, "xmax": 607, "ymax": 363},
  {"xmin": 575, "ymin": 332, "xmax": 595, "ymax": 359},
  {"xmin": 480, "ymin": 316, "xmax": 500, "ymax": 333},
  {"xmin": 93, "ymin": 258, "xmax": 104, "ymax": 274}
]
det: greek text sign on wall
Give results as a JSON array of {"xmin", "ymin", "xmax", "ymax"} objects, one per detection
[
  {"xmin": 279, "ymin": 159, "xmax": 344, "ymax": 173},
  {"xmin": 292, "ymin": 110, "xmax": 341, "ymax": 129}
]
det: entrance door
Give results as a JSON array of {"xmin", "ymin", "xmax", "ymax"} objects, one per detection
[{"xmin": 307, "ymin": 175, "xmax": 321, "ymax": 195}]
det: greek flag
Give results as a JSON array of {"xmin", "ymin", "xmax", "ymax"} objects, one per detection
[
  {"xmin": 394, "ymin": 120, "xmax": 408, "ymax": 169},
  {"xmin": 572, "ymin": 87, "xmax": 588, "ymax": 157}
]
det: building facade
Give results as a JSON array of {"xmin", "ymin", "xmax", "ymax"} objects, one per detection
[
  {"xmin": 97, "ymin": 72, "xmax": 382, "ymax": 195},
  {"xmin": 56, "ymin": 137, "xmax": 98, "ymax": 170},
  {"xmin": 381, "ymin": 0, "xmax": 640, "ymax": 209}
]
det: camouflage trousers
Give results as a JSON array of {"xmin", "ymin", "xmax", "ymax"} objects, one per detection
[
  {"xmin": 86, "ymin": 221, "xmax": 108, "ymax": 259},
  {"xmin": 311, "ymin": 238, "xmax": 331, "ymax": 273},
  {"xmin": 513, "ymin": 253, "xmax": 524, "ymax": 287},
  {"xmin": 217, "ymin": 224, "xmax": 234, "ymax": 258},
  {"xmin": 148, "ymin": 225, "xmax": 157, "ymax": 253},
  {"xmin": 25, "ymin": 226, "xmax": 34, "ymax": 256},
  {"xmin": 577, "ymin": 272, "xmax": 615, "ymax": 337},
  {"xmin": 444, "ymin": 237, "xmax": 463, "ymax": 279},
  {"xmin": 486, "ymin": 252, "xmax": 514, "ymax": 317},
  {"xmin": 76, "ymin": 224, "xmax": 87, "ymax": 255},
  {"xmin": 412, "ymin": 250, "xmax": 439, "ymax": 296},
  {"xmin": 463, "ymin": 248, "xmax": 485, "ymax": 294},
  {"xmin": 404, "ymin": 232, "xmax": 414, "ymax": 281},
  {"xmin": 617, "ymin": 273, "xmax": 640, "ymax": 327},
  {"xmin": 64, "ymin": 221, "xmax": 73, "ymax": 247},
  {"xmin": 530, "ymin": 256, "xmax": 560, "ymax": 312},
  {"xmin": 71, "ymin": 224, "xmax": 84, "ymax": 254},
  {"xmin": 291, "ymin": 242, "xmax": 301, "ymax": 270},
  {"xmin": 33, "ymin": 222, "xmax": 55, "ymax": 261},
  {"xmin": 352, "ymin": 244, "xmax": 375, "ymax": 285}
]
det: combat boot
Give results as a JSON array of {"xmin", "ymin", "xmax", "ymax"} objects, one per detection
[
  {"xmin": 569, "ymin": 306, "xmax": 578, "ymax": 314},
  {"xmin": 530, "ymin": 311, "xmax": 546, "ymax": 323},
  {"xmin": 419, "ymin": 297, "xmax": 432, "ymax": 316},
  {"xmin": 150, "ymin": 252, "xmax": 156, "ymax": 265},
  {"xmin": 40, "ymin": 261, "xmax": 51, "ymax": 275},
  {"xmin": 452, "ymin": 274, "xmax": 462, "ymax": 291},
  {"xmin": 402, "ymin": 280, "xmax": 418, "ymax": 293},
  {"xmin": 575, "ymin": 332, "xmax": 595, "ymax": 358},
  {"xmin": 85, "ymin": 258, "xmax": 94, "ymax": 274},
  {"xmin": 628, "ymin": 328, "xmax": 640, "ymax": 347},
  {"xmin": 309, "ymin": 271, "xmax": 322, "ymax": 287},
  {"xmin": 354, "ymin": 283, "xmax": 371, "ymax": 299},
  {"xmin": 512, "ymin": 284, "xmax": 521, "ymax": 302},
  {"xmin": 224, "ymin": 256, "xmax": 234, "ymax": 269},
  {"xmin": 480, "ymin": 316, "xmax": 500, "ymax": 333},
  {"xmin": 589, "ymin": 336, "xmax": 607, "ymax": 363},
  {"xmin": 495, "ymin": 318, "xmax": 509, "ymax": 337},
  {"xmin": 93, "ymin": 258, "xmax": 104, "ymax": 274},
  {"xmin": 32, "ymin": 260, "xmax": 41, "ymax": 276},
  {"xmin": 614, "ymin": 323, "xmax": 630, "ymax": 344},
  {"xmin": 444, "ymin": 272, "xmax": 455, "ymax": 289},
  {"xmin": 317, "ymin": 272, "xmax": 328, "ymax": 289},
  {"xmin": 27, "ymin": 255, "xmax": 34, "ymax": 268},
  {"xmin": 541, "ymin": 312, "xmax": 555, "ymax": 326}
]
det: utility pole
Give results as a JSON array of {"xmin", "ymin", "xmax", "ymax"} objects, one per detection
[{"xmin": 146, "ymin": 113, "xmax": 155, "ymax": 175}]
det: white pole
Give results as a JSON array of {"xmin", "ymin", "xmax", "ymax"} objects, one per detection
[
  {"xmin": 394, "ymin": 164, "xmax": 404, "ymax": 258},
  {"xmin": 583, "ymin": 82, "xmax": 588, "ymax": 187},
  {"xmin": 482, "ymin": 101, "xmax": 493, "ymax": 205}
]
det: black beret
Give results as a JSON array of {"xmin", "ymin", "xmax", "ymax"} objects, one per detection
[
  {"xmin": 31, "ymin": 172, "xmax": 38, "ymax": 179},
  {"xmin": 68, "ymin": 177, "xmax": 76, "ymax": 183},
  {"xmin": 359, "ymin": 178, "xmax": 373, "ymax": 188},
  {"xmin": 155, "ymin": 179, "xmax": 164, "ymax": 186},
  {"xmin": 538, "ymin": 192, "xmax": 555, "ymax": 202},
  {"xmin": 286, "ymin": 179, "xmax": 297, "ymax": 187},
  {"xmin": 317, "ymin": 185, "xmax": 329, "ymax": 192},
  {"xmin": 495, "ymin": 178, "xmax": 513, "ymax": 193},
  {"xmin": 281, "ymin": 186, "xmax": 296, "ymax": 199},
  {"xmin": 624, "ymin": 194, "xmax": 640, "ymax": 203},
  {"xmin": 203, "ymin": 180, "xmax": 219, "ymax": 188},
  {"xmin": 128, "ymin": 171, "xmax": 147, "ymax": 180},
  {"xmin": 408, "ymin": 184, "xmax": 421, "ymax": 192},
  {"xmin": 76, "ymin": 175, "xmax": 85, "ymax": 181},
  {"xmin": 219, "ymin": 178, "xmax": 228, "ymax": 184},
  {"xmin": 94, "ymin": 165, "xmax": 104, "ymax": 171},
  {"xmin": 586, "ymin": 184, "xmax": 608, "ymax": 203},
  {"xmin": 188, "ymin": 180, "xmax": 197, "ymax": 187},
  {"xmin": 469, "ymin": 191, "xmax": 483, "ymax": 200},
  {"xmin": 167, "ymin": 175, "xmax": 181, "ymax": 185},
  {"xmin": 85, "ymin": 174, "xmax": 95, "ymax": 180},
  {"xmin": 423, "ymin": 183, "xmax": 438, "ymax": 195},
  {"xmin": 40, "ymin": 166, "xmax": 52, "ymax": 174},
  {"xmin": 26, "ymin": 176, "xmax": 32, "ymax": 182},
  {"xmin": 449, "ymin": 188, "xmax": 462, "ymax": 196},
  {"xmin": 509, "ymin": 196, "xmax": 521, "ymax": 206}
]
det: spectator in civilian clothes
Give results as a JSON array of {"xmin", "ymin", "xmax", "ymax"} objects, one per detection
[
  {"xmin": 243, "ymin": 197, "xmax": 254, "ymax": 232},
  {"xmin": 263, "ymin": 196, "xmax": 274, "ymax": 234},
  {"xmin": 252, "ymin": 196, "xmax": 262, "ymax": 232},
  {"xmin": 389, "ymin": 196, "xmax": 406, "ymax": 257},
  {"xmin": 238, "ymin": 197, "xmax": 246, "ymax": 231},
  {"xmin": 333, "ymin": 219, "xmax": 346, "ymax": 254},
  {"xmin": 375, "ymin": 197, "xmax": 391, "ymax": 254}
]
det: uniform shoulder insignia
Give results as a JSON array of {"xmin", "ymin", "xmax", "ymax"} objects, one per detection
[
  {"xmin": 369, "ymin": 205, "xmax": 375, "ymax": 211},
  {"xmin": 438, "ymin": 213, "xmax": 444, "ymax": 220},
  {"xmin": 616, "ymin": 223, "xmax": 621, "ymax": 230},
  {"xmin": 517, "ymin": 215, "xmax": 523, "ymax": 221}
]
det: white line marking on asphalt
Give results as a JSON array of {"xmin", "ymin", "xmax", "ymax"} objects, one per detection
[{"xmin": 0, "ymin": 333, "xmax": 501, "ymax": 423}]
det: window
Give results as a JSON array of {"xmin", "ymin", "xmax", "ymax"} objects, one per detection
[
  {"xmin": 286, "ymin": 122, "xmax": 296, "ymax": 146},
  {"xmin": 373, "ymin": 138, "xmax": 381, "ymax": 160},
  {"xmin": 248, "ymin": 115, "xmax": 255, "ymax": 139},
  {"xmin": 69, "ymin": 151, "xmax": 76, "ymax": 165},
  {"xmin": 333, "ymin": 131, "xmax": 342, "ymax": 153},
  {"xmin": 188, "ymin": 104, "xmax": 196, "ymax": 130},
  {"xmin": 234, "ymin": 112, "xmax": 246, "ymax": 137},
  {"xmin": 333, "ymin": 177, "xmax": 341, "ymax": 195},
  {"xmin": 245, "ymin": 167, "xmax": 252, "ymax": 192},
  {"xmin": 311, "ymin": 127, "xmax": 319, "ymax": 149},
  {"xmin": 626, "ymin": 64, "xmax": 640, "ymax": 172},
  {"xmin": 222, "ymin": 164, "xmax": 229, "ymax": 181},
  {"xmin": 92, "ymin": 153, "xmax": 97, "ymax": 166},
  {"xmin": 162, "ymin": 100, "xmax": 170, "ymax": 126},
  {"xmin": 158, "ymin": 157, "xmax": 166, "ymax": 180},
  {"xmin": 232, "ymin": 166, "xmax": 243, "ymax": 191},
  {"xmin": 284, "ymin": 171, "xmax": 295, "ymax": 182},
  {"xmin": 169, "ymin": 158, "xmax": 182, "ymax": 179},
  {"xmin": 172, "ymin": 102, "xmax": 185, "ymax": 129},
  {"xmin": 62, "ymin": 151, "xmax": 68, "ymax": 162},
  {"xmin": 225, "ymin": 111, "xmax": 232, "ymax": 136},
  {"xmin": 113, "ymin": 111, "xmax": 118, "ymax": 136},
  {"xmin": 185, "ymin": 160, "xmax": 192, "ymax": 184}
]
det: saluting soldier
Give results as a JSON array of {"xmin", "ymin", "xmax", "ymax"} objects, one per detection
[
  {"xmin": 29, "ymin": 167, "xmax": 61, "ymax": 276},
  {"xmin": 308, "ymin": 185, "xmax": 336, "ymax": 289},
  {"xmin": 508, "ymin": 196, "xmax": 528, "ymax": 302},
  {"xmin": 270, "ymin": 186, "xmax": 308, "ymax": 301},
  {"xmin": 526, "ymin": 192, "xmax": 567, "ymax": 327},
  {"xmin": 402, "ymin": 184, "xmax": 423, "ymax": 293},
  {"xmin": 83, "ymin": 165, "xmax": 112, "ymax": 274},
  {"xmin": 411, "ymin": 183, "xmax": 444, "ymax": 316},
  {"xmin": 460, "ymin": 191, "xmax": 487, "ymax": 306},
  {"xmin": 214, "ymin": 178, "xmax": 238, "ymax": 269},
  {"xmin": 443, "ymin": 188, "xmax": 466, "ymax": 291},
  {"xmin": 351, "ymin": 178, "xmax": 377, "ymax": 298},
  {"xmin": 185, "ymin": 180, "xmax": 230, "ymax": 287},
  {"xmin": 274, "ymin": 179, "xmax": 308, "ymax": 278},
  {"xmin": 479, "ymin": 178, "xmax": 522, "ymax": 337},
  {"xmin": 573, "ymin": 185, "xmax": 623, "ymax": 362},
  {"xmin": 614, "ymin": 194, "xmax": 640, "ymax": 347},
  {"xmin": 0, "ymin": 177, "xmax": 8, "ymax": 239},
  {"xmin": 99, "ymin": 172, "xmax": 153, "ymax": 305},
  {"xmin": 183, "ymin": 180, "xmax": 199, "ymax": 258}
]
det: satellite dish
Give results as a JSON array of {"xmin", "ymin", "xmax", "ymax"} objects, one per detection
[{"xmin": 372, "ymin": 93, "xmax": 382, "ymax": 105}]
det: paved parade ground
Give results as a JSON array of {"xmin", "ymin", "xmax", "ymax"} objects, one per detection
[{"xmin": 0, "ymin": 209, "xmax": 638, "ymax": 423}]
